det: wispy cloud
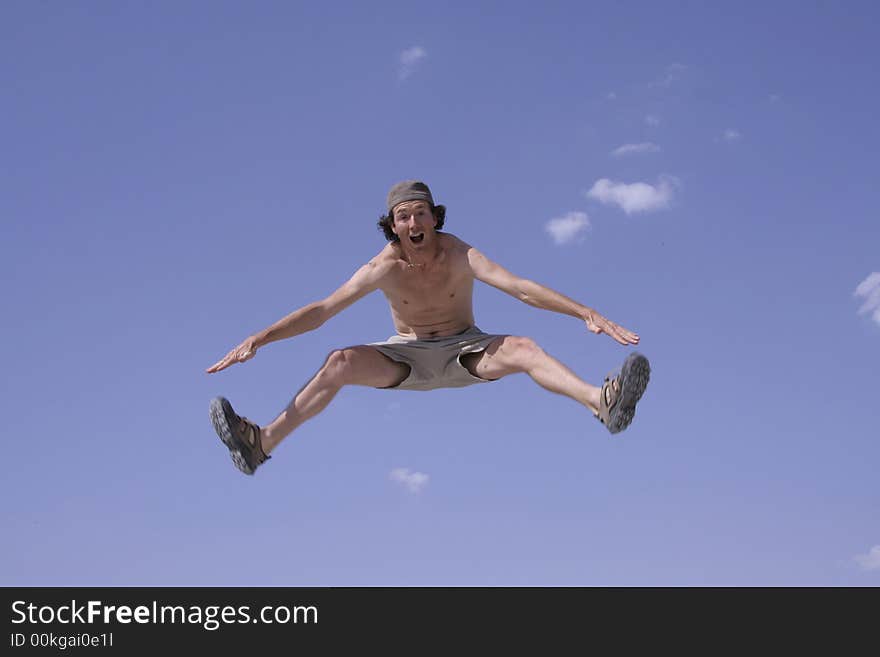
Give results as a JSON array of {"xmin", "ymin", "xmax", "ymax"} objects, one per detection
[
  {"xmin": 854, "ymin": 272, "xmax": 880, "ymax": 326},
  {"xmin": 649, "ymin": 63, "xmax": 687, "ymax": 88},
  {"xmin": 611, "ymin": 142, "xmax": 660, "ymax": 157},
  {"xmin": 383, "ymin": 401, "xmax": 403, "ymax": 419},
  {"xmin": 605, "ymin": 91, "xmax": 617, "ymax": 100},
  {"xmin": 586, "ymin": 176, "xmax": 678, "ymax": 214},
  {"xmin": 399, "ymin": 46, "xmax": 427, "ymax": 81},
  {"xmin": 722, "ymin": 129, "xmax": 742, "ymax": 142},
  {"xmin": 545, "ymin": 211, "xmax": 590, "ymax": 245},
  {"xmin": 854, "ymin": 545, "xmax": 880, "ymax": 571},
  {"xmin": 390, "ymin": 467, "xmax": 429, "ymax": 494},
  {"xmin": 645, "ymin": 114, "xmax": 661, "ymax": 127}
]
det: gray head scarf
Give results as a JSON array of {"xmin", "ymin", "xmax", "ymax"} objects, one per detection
[{"xmin": 386, "ymin": 180, "xmax": 435, "ymax": 212}]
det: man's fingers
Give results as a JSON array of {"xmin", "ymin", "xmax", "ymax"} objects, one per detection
[
  {"xmin": 589, "ymin": 318, "xmax": 641, "ymax": 346},
  {"xmin": 206, "ymin": 340, "xmax": 258, "ymax": 374},
  {"xmin": 206, "ymin": 340, "xmax": 257, "ymax": 374},
  {"xmin": 624, "ymin": 329, "xmax": 640, "ymax": 344},
  {"xmin": 609, "ymin": 322, "xmax": 639, "ymax": 343},
  {"xmin": 206, "ymin": 354, "xmax": 234, "ymax": 373},
  {"xmin": 613, "ymin": 328, "xmax": 636, "ymax": 345},
  {"xmin": 607, "ymin": 323, "xmax": 639, "ymax": 346}
]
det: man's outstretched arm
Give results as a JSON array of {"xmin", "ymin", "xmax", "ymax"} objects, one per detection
[
  {"xmin": 206, "ymin": 256, "xmax": 394, "ymax": 373},
  {"xmin": 466, "ymin": 246, "xmax": 640, "ymax": 346}
]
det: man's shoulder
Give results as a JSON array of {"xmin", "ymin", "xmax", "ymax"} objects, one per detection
[
  {"xmin": 341, "ymin": 245, "xmax": 399, "ymax": 290},
  {"xmin": 439, "ymin": 232, "xmax": 472, "ymax": 252},
  {"xmin": 367, "ymin": 243, "xmax": 402, "ymax": 269}
]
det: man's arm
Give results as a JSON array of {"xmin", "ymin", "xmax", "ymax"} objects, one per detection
[
  {"xmin": 206, "ymin": 254, "xmax": 395, "ymax": 373},
  {"xmin": 466, "ymin": 246, "xmax": 640, "ymax": 346}
]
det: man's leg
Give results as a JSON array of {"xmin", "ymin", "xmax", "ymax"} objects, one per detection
[
  {"xmin": 260, "ymin": 346, "xmax": 410, "ymax": 453},
  {"xmin": 460, "ymin": 335, "xmax": 603, "ymax": 414}
]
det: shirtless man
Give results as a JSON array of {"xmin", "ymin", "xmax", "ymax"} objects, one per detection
[{"xmin": 206, "ymin": 181, "xmax": 650, "ymax": 475}]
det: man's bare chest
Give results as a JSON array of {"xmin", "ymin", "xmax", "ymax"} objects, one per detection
[{"xmin": 384, "ymin": 259, "xmax": 472, "ymax": 308}]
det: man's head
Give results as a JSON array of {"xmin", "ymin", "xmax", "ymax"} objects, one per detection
[{"xmin": 377, "ymin": 180, "xmax": 446, "ymax": 242}]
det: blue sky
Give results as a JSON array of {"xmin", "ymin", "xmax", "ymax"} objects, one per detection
[{"xmin": 2, "ymin": 1, "xmax": 878, "ymax": 586}]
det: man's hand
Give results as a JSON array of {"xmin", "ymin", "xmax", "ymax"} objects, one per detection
[
  {"xmin": 206, "ymin": 336, "xmax": 259, "ymax": 374},
  {"xmin": 584, "ymin": 309, "xmax": 640, "ymax": 346}
]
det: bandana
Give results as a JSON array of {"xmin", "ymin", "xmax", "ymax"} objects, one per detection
[{"xmin": 386, "ymin": 180, "xmax": 435, "ymax": 212}]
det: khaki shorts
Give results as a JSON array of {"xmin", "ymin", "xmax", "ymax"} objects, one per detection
[{"xmin": 368, "ymin": 326, "xmax": 505, "ymax": 391}]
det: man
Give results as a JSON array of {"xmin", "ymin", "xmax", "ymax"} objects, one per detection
[{"xmin": 206, "ymin": 181, "xmax": 650, "ymax": 475}]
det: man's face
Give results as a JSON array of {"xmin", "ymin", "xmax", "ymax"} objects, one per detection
[{"xmin": 391, "ymin": 200, "xmax": 436, "ymax": 249}]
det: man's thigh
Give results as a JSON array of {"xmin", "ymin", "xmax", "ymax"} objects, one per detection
[
  {"xmin": 336, "ymin": 345, "xmax": 411, "ymax": 388},
  {"xmin": 459, "ymin": 335, "xmax": 529, "ymax": 380}
]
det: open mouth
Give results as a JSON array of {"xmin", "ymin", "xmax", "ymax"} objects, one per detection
[{"xmin": 410, "ymin": 233, "xmax": 424, "ymax": 244}]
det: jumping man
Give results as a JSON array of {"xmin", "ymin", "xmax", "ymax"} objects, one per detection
[{"xmin": 206, "ymin": 181, "xmax": 650, "ymax": 475}]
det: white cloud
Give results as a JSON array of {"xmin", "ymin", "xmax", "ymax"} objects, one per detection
[
  {"xmin": 854, "ymin": 272, "xmax": 880, "ymax": 326},
  {"xmin": 586, "ymin": 176, "xmax": 678, "ymax": 214},
  {"xmin": 545, "ymin": 211, "xmax": 591, "ymax": 245},
  {"xmin": 854, "ymin": 545, "xmax": 880, "ymax": 571},
  {"xmin": 383, "ymin": 401, "xmax": 403, "ymax": 419},
  {"xmin": 399, "ymin": 46, "xmax": 427, "ymax": 80},
  {"xmin": 611, "ymin": 142, "xmax": 661, "ymax": 157},
  {"xmin": 645, "ymin": 114, "xmax": 661, "ymax": 127},
  {"xmin": 389, "ymin": 467, "xmax": 429, "ymax": 494},
  {"xmin": 649, "ymin": 63, "xmax": 687, "ymax": 88},
  {"xmin": 723, "ymin": 129, "xmax": 742, "ymax": 142},
  {"xmin": 605, "ymin": 91, "xmax": 617, "ymax": 100}
]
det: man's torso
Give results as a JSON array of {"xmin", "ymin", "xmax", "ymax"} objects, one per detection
[{"xmin": 377, "ymin": 233, "xmax": 476, "ymax": 339}]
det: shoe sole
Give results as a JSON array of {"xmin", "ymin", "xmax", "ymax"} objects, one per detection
[
  {"xmin": 209, "ymin": 397, "xmax": 256, "ymax": 475},
  {"xmin": 608, "ymin": 353, "xmax": 651, "ymax": 434}
]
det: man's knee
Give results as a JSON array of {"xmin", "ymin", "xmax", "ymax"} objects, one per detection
[
  {"xmin": 320, "ymin": 348, "xmax": 361, "ymax": 385},
  {"xmin": 500, "ymin": 335, "xmax": 543, "ymax": 371}
]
